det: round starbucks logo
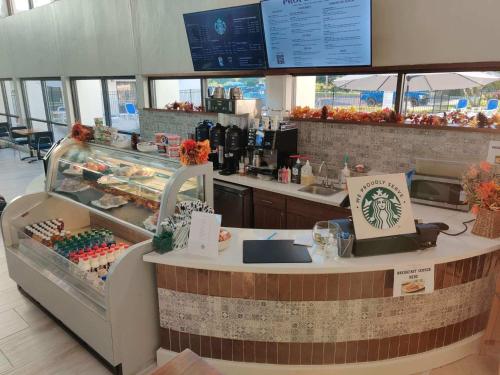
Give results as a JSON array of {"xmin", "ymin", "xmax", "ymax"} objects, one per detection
[
  {"xmin": 361, "ymin": 188, "xmax": 402, "ymax": 229},
  {"xmin": 214, "ymin": 18, "xmax": 227, "ymax": 35}
]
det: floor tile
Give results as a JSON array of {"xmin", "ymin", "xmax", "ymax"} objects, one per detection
[
  {"xmin": 0, "ymin": 310, "xmax": 28, "ymax": 341},
  {"xmin": 0, "ymin": 350, "xmax": 12, "ymax": 375}
]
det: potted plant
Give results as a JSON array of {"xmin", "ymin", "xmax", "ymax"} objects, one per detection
[{"xmin": 462, "ymin": 161, "xmax": 500, "ymax": 238}]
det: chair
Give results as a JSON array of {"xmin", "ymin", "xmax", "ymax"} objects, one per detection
[
  {"xmin": 29, "ymin": 131, "xmax": 53, "ymax": 162},
  {"xmin": 456, "ymin": 98, "xmax": 468, "ymax": 110},
  {"xmin": 0, "ymin": 123, "xmax": 10, "ymax": 142},
  {"xmin": 9, "ymin": 126, "xmax": 29, "ymax": 159},
  {"xmin": 124, "ymin": 103, "xmax": 137, "ymax": 119},
  {"xmin": 486, "ymin": 99, "xmax": 499, "ymax": 111}
]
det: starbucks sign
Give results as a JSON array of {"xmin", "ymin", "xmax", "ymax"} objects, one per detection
[{"xmin": 347, "ymin": 174, "xmax": 416, "ymax": 240}]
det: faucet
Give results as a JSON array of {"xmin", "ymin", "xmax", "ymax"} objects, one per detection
[{"xmin": 318, "ymin": 161, "xmax": 329, "ymax": 187}]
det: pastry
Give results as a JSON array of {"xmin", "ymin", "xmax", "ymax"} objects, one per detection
[{"xmin": 91, "ymin": 194, "xmax": 128, "ymax": 209}]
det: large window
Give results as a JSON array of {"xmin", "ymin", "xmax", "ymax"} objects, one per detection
[
  {"xmin": 295, "ymin": 74, "xmax": 397, "ymax": 112},
  {"xmin": 72, "ymin": 77, "xmax": 139, "ymax": 133},
  {"xmin": 150, "ymin": 78, "xmax": 202, "ymax": 109},
  {"xmin": 22, "ymin": 79, "xmax": 67, "ymax": 141},
  {"xmin": 401, "ymin": 71, "xmax": 500, "ymax": 115},
  {"xmin": 0, "ymin": 79, "xmax": 20, "ymax": 126},
  {"xmin": 207, "ymin": 77, "xmax": 266, "ymax": 103},
  {"xmin": 11, "ymin": 0, "xmax": 29, "ymax": 13}
]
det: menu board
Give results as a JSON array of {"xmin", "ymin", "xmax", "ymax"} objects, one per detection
[
  {"xmin": 261, "ymin": 0, "xmax": 372, "ymax": 68},
  {"xmin": 183, "ymin": 4, "xmax": 267, "ymax": 71}
]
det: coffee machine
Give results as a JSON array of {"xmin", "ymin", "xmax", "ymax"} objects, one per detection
[
  {"xmin": 246, "ymin": 127, "xmax": 298, "ymax": 179},
  {"xmin": 220, "ymin": 125, "xmax": 245, "ymax": 176},
  {"xmin": 195, "ymin": 120, "xmax": 213, "ymax": 142},
  {"xmin": 208, "ymin": 123, "xmax": 226, "ymax": 170}
]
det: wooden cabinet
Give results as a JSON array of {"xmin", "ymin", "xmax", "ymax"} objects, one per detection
[
  {"xmin": 253, "ymin": 189, "xmax": 286, "ymax": 229},
  {"xmin": 253, "ymin": 188, "xmax": 351, "ymax": 230},
  {"xmin": 286, "ymin": 197, "xmax": 351, "ymax": 229}
]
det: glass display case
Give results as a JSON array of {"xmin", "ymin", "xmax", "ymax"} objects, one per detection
[
  {"xmin": 1, "ymin": 138, "xmax": 214, "ymax": 375},
  {"xmin": 46, "ymin": 139, "xmax": 213, "ymax": 234}
]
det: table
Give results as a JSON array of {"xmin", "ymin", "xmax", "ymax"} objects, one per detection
[{"xmin": 12, "ymin": 128, "xmax": 50, "ymax": 161}]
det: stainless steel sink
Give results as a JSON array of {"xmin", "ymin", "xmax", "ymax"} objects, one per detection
[{"xmin": 298, "ymin": 184, "xmax": 342, "ymax": 196}]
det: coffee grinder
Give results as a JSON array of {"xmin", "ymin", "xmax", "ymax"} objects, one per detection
[
  {"xmin": 195, "ymin": 120, "xmax": 213, "ymax": 142},
  {"xmin": 220, "ymin": 125, "xmax": 244, "ymax": 175},
  {"xmin": 208, "ymin": 123, "xmax": 226, "ymax": 170}
]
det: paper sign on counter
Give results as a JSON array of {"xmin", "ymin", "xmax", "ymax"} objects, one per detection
[
  {"xmin": 393, "ymin": 264, "xmax": 435, "ymax": 297},
  {"xmin": 187, "ymin": 212, "xmax": 221, "ymax": 258}
]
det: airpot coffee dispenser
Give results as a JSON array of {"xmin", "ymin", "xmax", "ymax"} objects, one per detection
[
  {"xmin": 220, "ymin": 125, "xmax": 245, "ymax": 175},
  {"xmin": 208, "ymin": 123, "xmax": 226, "ymax": 170}
]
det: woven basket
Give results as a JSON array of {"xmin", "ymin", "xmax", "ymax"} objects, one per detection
[{"xmin": 472, "ymin": 208, "xmax": 500, "ymax": 239}]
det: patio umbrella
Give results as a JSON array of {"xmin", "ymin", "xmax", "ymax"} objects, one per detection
[{"xmin": 333, "ymin": 72, "xmax": 500, "ymax": 92}]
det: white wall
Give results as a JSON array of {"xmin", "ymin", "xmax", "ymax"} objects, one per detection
[{"xmin": 1, "ymin": 0, "xmax": 499, "ymax": 79}]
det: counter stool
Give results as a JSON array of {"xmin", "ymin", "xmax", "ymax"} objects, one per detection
[{"xmin": 152, "ymin": 349, "xmax": 222, "ymax": 375}]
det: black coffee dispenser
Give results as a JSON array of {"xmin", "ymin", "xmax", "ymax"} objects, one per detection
[
  {"xmin": 209, "ymin": 123, "xmax": 226, "ymax": 170},
  {"xmin": 195, "ymin": 120, "xmax": 213, "ymax": 142},
  {"xmin": 220, "ymin": 125, "xmax": 244, "ymax": 176}
]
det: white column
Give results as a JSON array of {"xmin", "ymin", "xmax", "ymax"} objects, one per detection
[
  {"xmin": 12, "ymin": 78, "xmax": 26, "ymax": 125},
  {"xmin": 135, "ymin": 74, "xmax": 148, "ymax": 109},
  {"xmin": 60, "ymin": 76, "xmax": 75, "ymax": 133},
  {"xmin": 265, "ymin": 75, "xmax": 293, "ymax": 114}
]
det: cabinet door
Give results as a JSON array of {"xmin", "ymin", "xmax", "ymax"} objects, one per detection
[
  {"xmin": 254, "ymin": 203, "xmax": 286, "ymax": 229},
  {"xmin": 286, "ymin": 197, "xmax": 351, "ymax": 229},
  {"xmin": 253, "ymin": 189, "xmax": 286, "ymax": 229}
]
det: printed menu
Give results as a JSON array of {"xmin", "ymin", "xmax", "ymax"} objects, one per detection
[{"xmin": 262, "ymin": 0, "xmax": 372, "ymax": 68}]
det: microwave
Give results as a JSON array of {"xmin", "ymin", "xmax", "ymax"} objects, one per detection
[{"xmin": 410, "ymin": 174, "xmax": 469, "ymax": 211}]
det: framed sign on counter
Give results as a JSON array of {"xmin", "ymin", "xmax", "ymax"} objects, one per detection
[{"xmin": 347, "ymin": 173, "xmax": 416, "ymax": 240}]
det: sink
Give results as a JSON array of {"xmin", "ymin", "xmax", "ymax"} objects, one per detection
[{"xmin": 298, "ymin": 184, "xmax": 342, "ymax": 196}]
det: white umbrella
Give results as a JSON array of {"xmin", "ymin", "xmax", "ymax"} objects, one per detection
[{"xmin": 333, "ymin": 72, "xmax": 500, "ymax": 92}]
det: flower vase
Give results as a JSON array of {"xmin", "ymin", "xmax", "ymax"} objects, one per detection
[{"xmin": 472, "ymin": 208, "xmax": 500, "ymax": 239}]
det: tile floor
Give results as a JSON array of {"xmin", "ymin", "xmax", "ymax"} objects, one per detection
[{"xmin": 0, "ymin": 148, "xmax": 497, "ymax": 375}]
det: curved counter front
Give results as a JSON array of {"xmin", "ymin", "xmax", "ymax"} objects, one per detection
[{"xmin": 143, "ymin": 205, "xmax": 500, "ymax": 374}]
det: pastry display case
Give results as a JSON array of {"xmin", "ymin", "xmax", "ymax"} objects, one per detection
[{"xmin": 1, "ymin": 138, "xmax": 214, "ymax": 375}]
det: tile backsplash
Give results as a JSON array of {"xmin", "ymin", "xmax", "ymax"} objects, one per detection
[{"xmin": 139, "ymin": 110, "xmax": 500, "ymax": 175}]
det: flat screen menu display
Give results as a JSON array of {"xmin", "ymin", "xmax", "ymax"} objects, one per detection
[
  {"xmin": 183, "ymin": 4, "xmax": 267, "ymax": 71},
  {"xmin": 261, "ymin": 0, "xmax": 372, "ymax": 68}
]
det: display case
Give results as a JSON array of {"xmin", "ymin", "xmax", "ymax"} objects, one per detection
[{"xmin": 1, "ymin": 138, "xmax": 214, "ymax": 375}]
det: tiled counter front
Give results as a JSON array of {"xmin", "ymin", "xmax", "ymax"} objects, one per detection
[{"xmin": 155, "ymin": 250, "xmax": 499, "ymax": 365}]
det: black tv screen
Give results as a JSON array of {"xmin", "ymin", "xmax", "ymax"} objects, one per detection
[
  {"xmin": 261, "ymin": 0, "xmax": 372, "ymax": 68},
  {"xmin": 183, "ymin": 4, "xmax": 267, "ymax": 71}
]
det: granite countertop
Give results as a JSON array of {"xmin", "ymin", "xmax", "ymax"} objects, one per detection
[
  {"xmin": 143, "ymin": 203, "xmax": 500, "ymax": 274},
  {"xmin": 214, "ymin": 173, "xmax": 349, "ymax": 207}
]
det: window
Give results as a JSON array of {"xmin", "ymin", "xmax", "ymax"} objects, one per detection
[
  {"xmin": 401, "ymin": 71, "xmax": 500, "ymax": 116},
  {"xmin": 11, "ymin": 0, "xmax": 29, "ymax": 14},
  {"xmin": 295, "ymin": 74, "xmax": 397, "ymax": 111},
  {"xmin": 0, "ymin": 79, "xmax": 20, "ymax": 126},
  {"xmin": 73, "ymin": 77, "xmax": 139, "ymax": 134},
  {"xmin": 207, "ymin": 77, "xmax": 266, "ymax": 103},
  {"xmin": 22, "ymin": 79, "xmax": 67, "ymax": 141},
  {"xmin": 150, "ymin": 78, "xmax": 202, "ymax": 109},
  {"xmin": 0, "ymin": 0, "xmax": 9, "ymax": 17}
]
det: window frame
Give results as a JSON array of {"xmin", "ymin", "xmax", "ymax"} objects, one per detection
[
  {"xmin": 6, "ymin": 0, "xmax": 54, "ymax": 15},
  {"xmin": 0, "ymin": 79, "xmax": 21, "ymax": 127},
  {"xmin": 21, "ymin": 77, "xmax": 67, "ymax": 135},
  {"xmin": 148, "ymin": 76, "xmax": 204, "ymax": 110},
  {"xmin": 71, "ymin": 76, "xmax": 138, "ymax": 134}
]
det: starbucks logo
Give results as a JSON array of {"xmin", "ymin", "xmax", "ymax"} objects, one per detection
[
  {"xmin": 361, "ymin": 188, "xmax": 402, "ymax": 229},
  {"xmin": 214, "ymin": 18, "xmax": 227, "ymax": 35}
]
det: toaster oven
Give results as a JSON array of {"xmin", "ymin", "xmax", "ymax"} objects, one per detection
[{"xmin": 410, "ymin": 174, "xmax": 468, "ymax": 211}]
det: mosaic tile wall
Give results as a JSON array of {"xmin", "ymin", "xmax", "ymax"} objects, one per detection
[
  {"xmin": 156, "ymin": 250, "xmax": 500, "ymax": 364},
  {"xmin": 139, "ymin": 110, "xmax": 500, "ymax": 174},
  {"xmin": 139, "ymin": 109, "xmax": 249, "ymax": 142},
  {"xmin": 296, "ymin": 121, "xmax": 500, "ymax": 174}
]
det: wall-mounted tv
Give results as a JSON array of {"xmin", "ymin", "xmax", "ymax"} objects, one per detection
[
  {"xmin": 183, "ymin": 4, "xmax": 267, "ymax": 71},
  {"xmin": 261, "ymin": 0, "xmax": 372, "ymax": 69}
]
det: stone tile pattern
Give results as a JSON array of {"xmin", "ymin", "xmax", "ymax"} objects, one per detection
[
  {"xmin": 139, "ymin": 109, "xmax": 248, "ymax": 142},
  {"xmin": 295, "ymin": 121, "xmax": 500, "ymax": 174},
  {"xmin": 156, "ymin": 250, "xmax": 499, "ymax": 365}
]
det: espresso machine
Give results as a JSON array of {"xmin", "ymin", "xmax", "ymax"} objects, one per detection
[
  {"xmin": 246, "ymin": 127, "xmax": 298, "ymax": 179},
  {"xmin": 195, "ymin": 120, "xmax": 213, "ymax": 142},
  {"xmin": 220, "ymin": 125, "xmax": 245, "ymax": 176},
  {"xmin": 208, "ymin": 123, "xmax": 226, "ymax": 170}
]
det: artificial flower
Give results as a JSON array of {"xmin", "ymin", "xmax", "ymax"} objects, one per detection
[{"xmin": 479, "ymin": 161, "xmax": 492, "ymax": 173}]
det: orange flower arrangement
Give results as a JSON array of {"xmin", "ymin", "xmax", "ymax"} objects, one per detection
[
  {"xmin": 71, "ymin": 123, "xmax": 94, "ymax": 142},
  {"xmin": 291, "ymin": 106, "xmax": 403, "ymax": 123},
  {"xmin": 462, "ymin": 161, "xmax": 499, "ymax": 215},
  {"xmin": 179, "ymin": 139, "xmax": 210, "ymax": 166}
]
